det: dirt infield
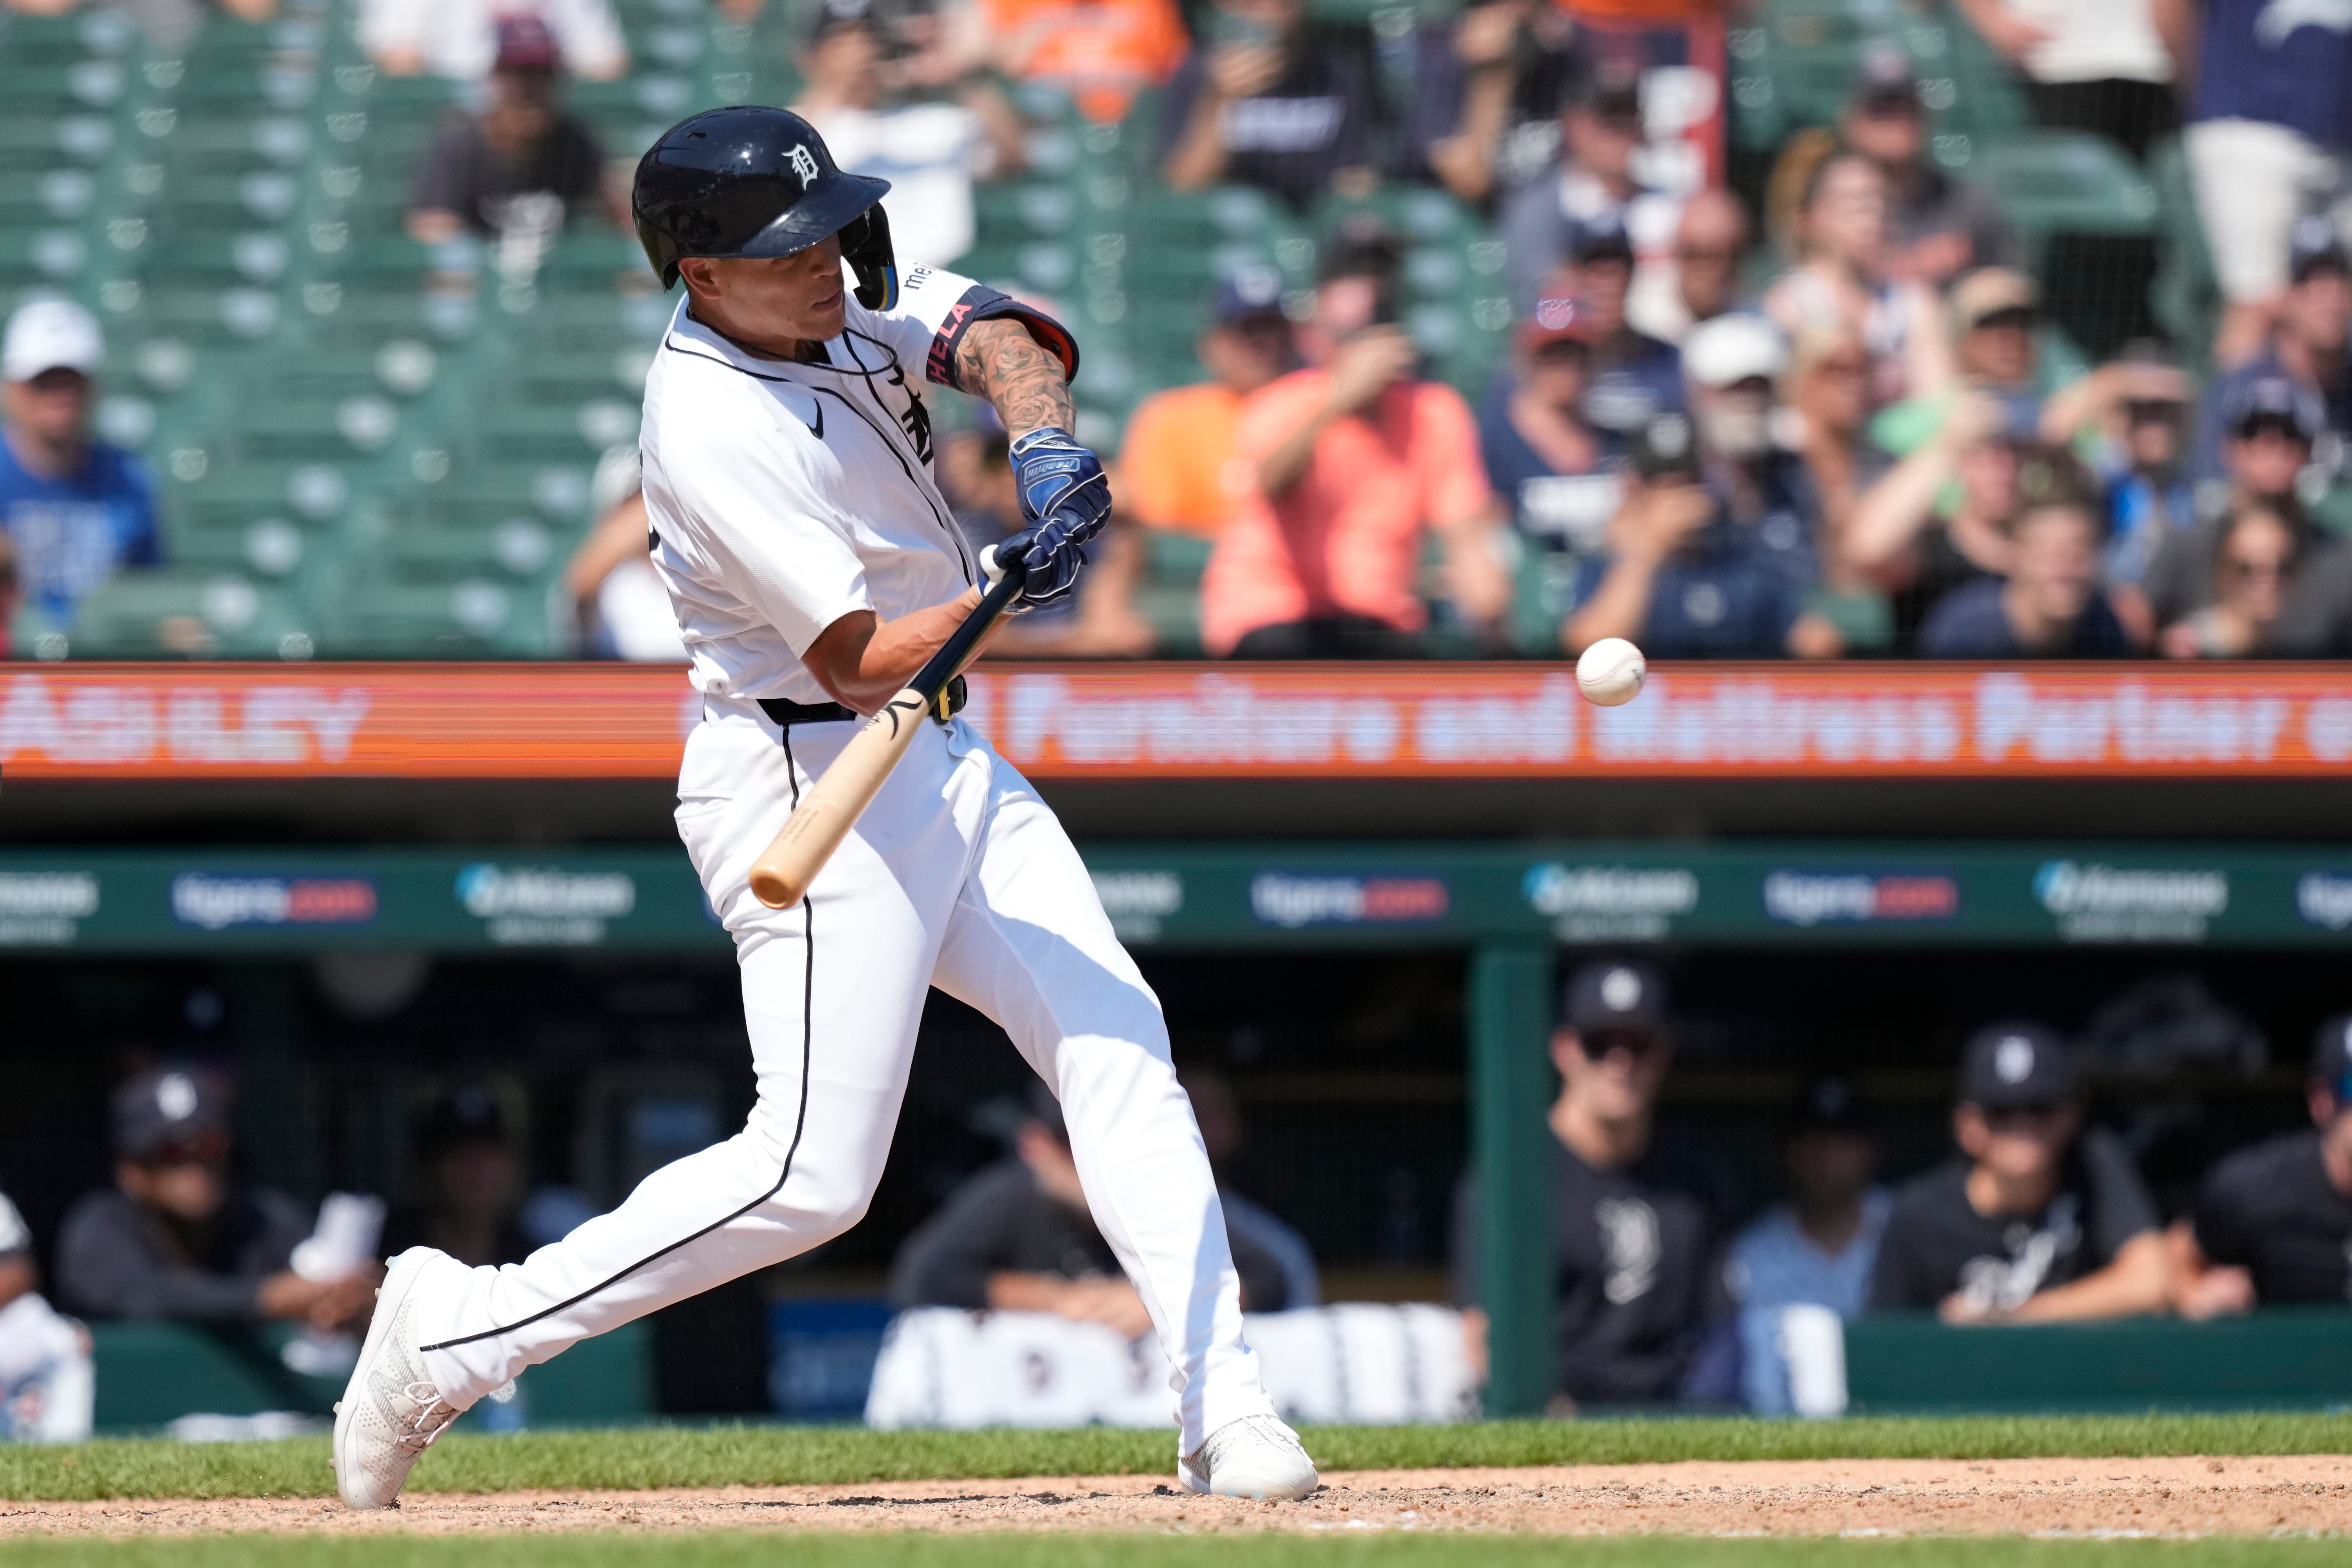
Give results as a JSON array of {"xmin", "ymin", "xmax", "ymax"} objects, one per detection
[{"xmin": 3, "ymin": 1456, "xmax": 2347, "ymax": 1539}]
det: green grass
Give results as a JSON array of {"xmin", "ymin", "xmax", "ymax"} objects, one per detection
[
  {"xmin": 2, "ymin": 1538, "xmax": 2351, "ymax": 1568},
  {"xmin": 3, "ymin": 1412, "xmax": 2349, "ymax": 1503}
]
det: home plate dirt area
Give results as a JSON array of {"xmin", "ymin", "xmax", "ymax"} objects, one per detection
[{"xmin": 5, "ymin": 1457, "xmax": 2349, "ymax": 1539}]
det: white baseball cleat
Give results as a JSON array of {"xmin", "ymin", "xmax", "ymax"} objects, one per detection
[
  {"xmin": 1178, "ymin": 1413, "xmax": 1318, "ymax": 1500},
  {"xmin": 332, "ymin": 1246, "xmax": 462, "ymax": 1510}
]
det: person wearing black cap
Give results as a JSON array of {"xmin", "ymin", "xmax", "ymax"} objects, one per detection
[
  {"xmin": 1827, "ymin": 42, "xmax": 2016, "ymax": 289},
  {"xmin": 1531, "ymin": 222, "xmax": 1687, "ymax": 443},
  {"xmin": 1158, "ymin": 0, "xmax": 1379, "ymax": 209},
  {"xmin": 406, "ymin": 16, "xmax": 626, "ymax": 245},
  {"xmin": 2144, "ymin": 375, "xmax": 2352, "ymax": 656},
  {"xmin": 2170, "ymin": 1015, "xmax": 2352, "ymax": 1318},
  {"xmin": 381, "ymin": 1087, "xmax": 535, "ymax": 1271},
  {"xmin": 1871, "ymin": 1023, "xmax": 2168, "ymax": 1324},
  {"xmin": 1480, "ymin": 290, "xmax": 1619, "ymax": 560},
  {"xmin": 1497, "ymin": 55, "xmax": 1683, "ymax": 318},
  {"xmin": 1202, "ymin": 231, "xmax": 1509, "ymax": 657},
  {"xmin": 890, "ymin": 1083, "xmax": 1295, "ymax": 1327},
  {"xmin": 55, "ymin": 1068, "xmax": 377, "ymax": 1332},
  {"xmin": 1117, "ymin": 265, "xmax": 1297, "ymax": 539},
  {"xmin": 1449, "ymin": 961, "xmax": 1733, "ymax": 1409},
  {"xmin": 2190, "ymin": 217, "xmax": 2352, "ymax": 491},
  {"xmin": 1726, "ymin": 1076, "xmax": 1889, "ymax": 1415}
]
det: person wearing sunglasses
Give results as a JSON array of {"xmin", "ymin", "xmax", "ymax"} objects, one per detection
[
  {"xmin": 1450, "ymin": 961, "xmax": 1735, "ymax": 1411},
  {"xmin": 1872, "ymin": 1023, "xmax": 2168, "ymax": 1325},
  {"xmin": 2156, "ymin": 502, "xmax": 2296, "ymax": 657},
  {"xmin": 2171, "ymin": 1017, "xmax": 2352, "ymax": 1320},
  {"xmin": 2142, "ymin": 375, "xmax": 2352, "ymax": 656}
]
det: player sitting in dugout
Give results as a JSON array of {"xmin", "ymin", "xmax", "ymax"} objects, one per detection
[
  {"xmin": 1871, "ymin": 1023, "xmax": 2169, "ymax": 1323},
  {"xmin": 890, "ymin": 1084, "xmax": 1300, "ymax": 1332},
  {"xmin": 2170, "ymin": 1015, "xmax": 2352, "ymax": 1319},
  {"xmin": 55, "ymin": 1068, "xmax": 380, "ymax": 1333},
  {"xmin": 1450, "ymin": 961, "xmax": 1738, "ymax": 1412}
]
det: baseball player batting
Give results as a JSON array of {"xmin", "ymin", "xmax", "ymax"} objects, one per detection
[{"xmin": 332, "ymin": 107, "xmax": 1317, "ymax": 1507}]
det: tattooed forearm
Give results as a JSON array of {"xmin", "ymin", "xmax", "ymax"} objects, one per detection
[{"xmin": 956, "ymin": 318, "xmax": 1075, "ymax": 436}]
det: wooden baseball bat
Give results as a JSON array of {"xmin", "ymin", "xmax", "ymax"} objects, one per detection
[{"xmin": 747, "ymin": 570, "xmax": 1025, "ymax": 910}]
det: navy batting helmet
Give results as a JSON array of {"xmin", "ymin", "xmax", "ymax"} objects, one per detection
[{"xmin": 632, "ymin": 106, "xmax": 899, "ymax": 309}]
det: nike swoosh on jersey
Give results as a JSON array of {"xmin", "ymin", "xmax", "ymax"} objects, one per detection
[{"xmin": 768, "ymin": 388, "xmax": 824, "ymax": 440}]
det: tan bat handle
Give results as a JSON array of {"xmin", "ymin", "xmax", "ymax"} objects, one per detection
[
  {"xmin": 746, "ymin": 690, "xmax": 927, "ymax": 910},
  {"xmin": 744, "ymin": 570, "xmax": 1025, "ymax": 911}
]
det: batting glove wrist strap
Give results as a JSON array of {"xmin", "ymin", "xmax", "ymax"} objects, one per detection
[{"xmin": 1002, "ymin": 426, "xmax": 1111, "ymax": 607}]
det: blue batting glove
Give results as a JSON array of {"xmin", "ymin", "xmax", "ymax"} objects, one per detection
[
  {"xmin": 1000, "ymin": 426, "xmax": 1112, "ymax": 605},
  {"xmin": 983, "ymin": 518, "xmax": 1090, "ymax": 607}
]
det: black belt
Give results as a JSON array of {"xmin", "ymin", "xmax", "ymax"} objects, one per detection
[{"xmin": 757, "ymin": 676, "xmax": 965, "ymax": 731}]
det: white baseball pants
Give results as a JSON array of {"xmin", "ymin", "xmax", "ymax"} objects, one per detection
[{"xmin": 415, "ymin": 699, "xmax": 1276, "ymax": 1451}]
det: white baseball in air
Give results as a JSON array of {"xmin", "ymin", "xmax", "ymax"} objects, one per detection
[{"xmin": 1576, "ymin": 638, "xmax": 1647, "ymax": 707}]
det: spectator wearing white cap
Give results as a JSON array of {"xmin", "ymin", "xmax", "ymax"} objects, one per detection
[
  {"xmin": 1564, "ymin": 314, "xmax": 1843, "ymax": 660},
  {"xmin": 1, "ymin": 298, "xmax": 160, "ymax": 641},
  {"xmin": 361, "ymin": 0, "xmax": 627, "ymax": 84}
]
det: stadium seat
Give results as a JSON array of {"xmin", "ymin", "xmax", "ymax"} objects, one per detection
[
  {"xmin": 1136, "ymin": 529, "xmax": 1211, "ymax": 656},
  {"xmin": 1975, "ymin": 132, "xmax": 2158, "ymax": 245},
  {"xmin": 68, "ymin": 565, "xmax": 308, "ymax": 660}
]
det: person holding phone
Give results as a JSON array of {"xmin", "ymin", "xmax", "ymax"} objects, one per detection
[
  {"xmin": 1201, "ymin": 231, "xmax": 1509, "ymax": 656},
  {"xmin": 1564, "ymin": 315, "xmax": 1842, "ymax": 659},
  {"xmin": 1159, "ymin": 0, "xmax": 1379, "ymax": 207}
]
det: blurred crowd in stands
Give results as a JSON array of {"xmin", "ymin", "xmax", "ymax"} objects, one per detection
[
  {"xmin": 5, "ymin": 0, "xmax": 2352, "ymax": 659},
  {"xmin": 6, "ymin": 967, "xmax": 2351, "ymax": 1436}
]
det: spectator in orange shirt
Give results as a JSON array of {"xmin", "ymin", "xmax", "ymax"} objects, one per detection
[
  {"xmin": 1201, "ymin": 232, "xmax": 1510, "ymax": 657},
  {"xmin": 979, "ymin": 0, "xmax": 1190, "ymax": 124},
  {"xmin": 1117, "ymin": 265, "xmax": 1296, "ymax": 539}
]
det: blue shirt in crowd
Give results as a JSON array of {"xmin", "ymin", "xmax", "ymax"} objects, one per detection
[
  {"xmin": 0, "ymin": 436, "xmax": 159, "ymax": 627},
  {"xmin": 1582, "ymin": 333, "xmax": 1688, "ymax": 439},
  {"xmin": 1570, "ymin": 487, "xmax": 1811, "ymax": 658},
  {"xmin": 1725, "ymin": 1189, "xmax": 1891, "ymax": 1416},
  {"xmin": 2192, "ymin": 0, "xmax": 2352, "ymax": 147},
  {"xmin": 1916, "ymin": 576, "xmax": 2131, "ymax": 658},
  {"xmin": 2102, "ymin": 463, "xmax": 2198, "ymax": 587},
  {"xmin": 1475, "ymin": 383, "xmax": 1624, "ymax": 557}
]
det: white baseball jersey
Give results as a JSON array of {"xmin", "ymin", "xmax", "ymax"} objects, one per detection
[{"xmin": 640, "ymin": 265, "xmax": 1075, "ymax": 707}]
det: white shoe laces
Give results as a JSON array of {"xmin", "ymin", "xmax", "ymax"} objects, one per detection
[{"xmin": 391, "ymin": 1382, "xmax": 458, "ymax": 1454}]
